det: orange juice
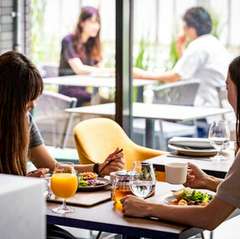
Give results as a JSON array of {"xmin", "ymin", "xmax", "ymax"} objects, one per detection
[{"xmin": 51, "ymin": 173, "xmax": 78, "ymax": 199}]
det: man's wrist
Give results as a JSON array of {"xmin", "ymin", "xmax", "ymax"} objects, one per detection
[
  {"xmin": 93, "ymin": 163, "xmax": 100, "ymax": 175},
  {"xmin": 205, "ymin": 176, "xmax": 221, "ymax": 192},
  {"xmin": 145, "ymin": 203, "xmax": 156, "ymax": 217}
]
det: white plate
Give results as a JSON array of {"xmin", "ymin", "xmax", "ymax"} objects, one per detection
[
  {"xmin": 160, "ymin": 190, "xmax": 214, "ymax": 205},
  {"xmin": 160, "ymin": 194, "xmax": 176, "ymax": 205},
  {"xmin": 77, "ymin": 177, "xmax": 110, "ymax": 192},
  {"xmin": 168, "ymin": 144, "xmax": 217, "ymax": 157}
]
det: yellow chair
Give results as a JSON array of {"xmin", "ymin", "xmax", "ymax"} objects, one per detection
[{"xmin": 74, "ymin": 118, "xmax": 166, "ymax": 172}]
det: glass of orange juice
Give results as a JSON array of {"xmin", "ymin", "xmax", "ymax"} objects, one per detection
[{"xmin": 50, "ymin": 162, "xmax": 78, "ymax": 214}]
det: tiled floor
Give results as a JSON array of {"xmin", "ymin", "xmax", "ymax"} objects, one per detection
[{"xmin": 210, "ymin": 215, "xmax": 240, "ymax": 239}]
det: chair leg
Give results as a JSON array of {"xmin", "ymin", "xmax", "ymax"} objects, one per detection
[
  {"xmin": 159, "ymin": 120, "xmax": 167, "ymax": 150},
  {"xmin": 200, "ymin": 232, "xmax": 205, "ymax": 239},
  {"xmin": 95, "ymin": 231, "xmax": 102, "ymax": 239},
  {"xmin": 62, "ymin": 112, "xmax": 74, "ymax": 148}
]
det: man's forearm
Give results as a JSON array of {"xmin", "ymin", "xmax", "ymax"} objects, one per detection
[{"xmin": 74, "ymin": 164, "xmax": 94, "ymax": 173}]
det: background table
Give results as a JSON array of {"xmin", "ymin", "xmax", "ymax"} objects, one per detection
[
  {"xmin": 66, "ymin": 103, "xmax": 231, "ymax": 148},
  {"xmin": 145, "ymin": 151, "xmax": 234, "ymax": 178},
  {"xmin": 44, "ymin": 75, "xmax": 156, "ymax": 88},
  {"xmin": 44, "ymin": 75, "xmax": 156, "ymax": 102},
  {"xmin": 47, "ymin": 182, "xmax": 203, "ymax": 239}
]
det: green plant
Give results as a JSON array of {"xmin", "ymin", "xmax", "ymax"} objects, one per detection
[
  {"xmin": 210, "ymin": 11, "xmax": 224, "ymax": 39},
  {"xmin": 133, "ymin": 39, "xmax": 150, "ymax": 102},
  {"xmin": 167, "ymin": 36, "xmax": 179, "ymax": 69},
  {"xmin": 31, "ymin": 0, "xmax": 47, "ymax": 64},
  {"xmin": 134, "ymin": 38, "xmax": 150, "ymax": 70}
]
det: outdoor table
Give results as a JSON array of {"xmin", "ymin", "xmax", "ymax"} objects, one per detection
[
  {"xmin": 43, "ymin": 75, "xmax": 156, "ymax": 102},
  {"xmin": 47, "ymin": 182, "xmax": 204, "ymax": 239},
  {"xmin": 66, "ymin": 103, "xmax": 232, "ymax": 148}
]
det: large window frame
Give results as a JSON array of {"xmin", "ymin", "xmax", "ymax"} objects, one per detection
[{"xmin": 115, "ymin": 0, "xmax": 133, "ymax": 137}]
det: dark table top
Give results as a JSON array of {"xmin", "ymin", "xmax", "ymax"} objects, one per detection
[{"xmin": 47, "ymin": 182, "xmax": 203, "ymax": 239}]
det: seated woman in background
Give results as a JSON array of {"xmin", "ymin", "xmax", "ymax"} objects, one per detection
[
  {"xmin": 59, "ymin": 6, "xmax": 112, "ymax": 106},
  {"xmin": 0, "ymin": 51, "xmax": 124, "ymax": 238},
  {"xmin": 122, "ymin": 56, "xmax": 240, "ymax": 230}
]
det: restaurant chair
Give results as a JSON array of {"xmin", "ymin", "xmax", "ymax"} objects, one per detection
[
  {"xmin": 133, "ymin": 80, "xmax": 200, "ymax": 150},
  {"xmin": 74, "ymin": 118, "xmax": 166, "ymax": 171},
  {"xmin": 33, "ymin": 91, "xmax": 77, "ymax": 148},
  {"xmin": 41, "ymin": 64, "xmax": 59, "ymax": 77}
]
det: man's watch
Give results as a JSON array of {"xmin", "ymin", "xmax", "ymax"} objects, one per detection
[{"xmin": 93, "ymin": 163, "xmax": 100, "ymax": 174}]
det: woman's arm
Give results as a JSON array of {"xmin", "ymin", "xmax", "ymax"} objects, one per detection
[
  {"xmin": 122, "ymin": 196, "xmax": 235, "ymax": 230},
  {"xmin": 68, "ymin": 58, "xmax": 114, "ymax": 75},
  {"xmin": 29, "ymin": 145, "xmax": 57, "ymax": 171}
]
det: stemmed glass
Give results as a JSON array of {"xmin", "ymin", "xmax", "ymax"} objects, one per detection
[
  {"xmin": 50, "ymin": 162, "xmax": 78, "ymax": 214},
  {"xmin": 208, "ymin": 120, "xmax": 230, "ymax": 161},
  {"xmin": 129, "ymin": 162, "xmax": 155, "ymax": 199}
]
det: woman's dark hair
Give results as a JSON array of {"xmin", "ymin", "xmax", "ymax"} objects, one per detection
[
  {"xmin": 74, "ymin": 6, "xmax": 101, "ymax": 63},
  {"xmin": 0, "ymin": 51, "xmax": 43, "ymax": 175},
  {"xmin": 228, "ymin": 56, "xmax": 240, "ymax": 151},
  {"xmin": 183, "ymin": 7, "xmax": 212, "ymax": 36}
]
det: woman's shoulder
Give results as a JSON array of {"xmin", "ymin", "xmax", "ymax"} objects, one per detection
[{"xmin": 62, "ymin": 34, "xmax": 74, "ymax": 44}]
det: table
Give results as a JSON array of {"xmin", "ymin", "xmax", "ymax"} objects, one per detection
[
  {"xmin": 44, "ymin": 75, "xmax": 156, "ymax": 88},
  {"xmin": 145, "ymin": 151, "xmax": 234, "ymax": 178},
  {"xmin": 46, "ymin": 146, "xmax": 79, "ymax": 163},
  {"xmin": 43, "ymin": 75, "xmax": 156, "ymax": 102},
  {"xmin": 47, "ymin": 182, "xmax": 203, "ymax": 239},
  {"xmin": 46, "ymin": 145, "xmax": 233, "ymax": 178},
  {"xmin": 66, "ymin": 103, "xmax": 232, "ymax": 148}
]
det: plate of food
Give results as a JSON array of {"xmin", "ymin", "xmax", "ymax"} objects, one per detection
[
  {"xmin": 77, "ymin": 172, "xmax": 110, "ymax": 192},
  {"xmin": 161, "ymin": 187, "xmax": 214, "ymax": 206},
  {"xmin": 168, "ymin": 144, "xmax": 217, "ymax": 157}
]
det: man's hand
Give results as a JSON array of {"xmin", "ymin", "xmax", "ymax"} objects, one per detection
[
  {"xmin": 121, "ymin": 195, "xmax": 151, "ymax": 218},
  {"xmin": 99, "ymin": 148, "xmax": 124, "ymax": 176}
]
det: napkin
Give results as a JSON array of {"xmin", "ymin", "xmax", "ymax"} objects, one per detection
[{"xmin": 168, "ymin": 137, "xmax": 214, "ymax": 150}]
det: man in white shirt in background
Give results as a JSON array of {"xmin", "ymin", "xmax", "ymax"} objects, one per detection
[{"xmin": 136, "ymin": 6, "xmax": 231, "ymax": 108}]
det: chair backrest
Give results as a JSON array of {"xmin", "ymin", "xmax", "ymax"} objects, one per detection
[
  {"xmin": 41, "ymin": 64, "xmax": 59, "ymax": 77},
  {"xmin": 153, "ymin": 80, "xmax": 200, "ymax": 106},
  {"xmin": 34, "ymin": 91, "xmax": 77, "ymax": 147},
  {"xmin": 216, "ymin": 86, "xmax": 228, "ymax": 108},
  {"xmin": 74, "ymin": 118, "xmax": 163, "ymax": 170}
]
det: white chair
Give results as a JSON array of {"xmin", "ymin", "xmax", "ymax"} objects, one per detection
[
  {"xmin": 33, "ymin": 91, "xmax": 77, "ymax": 148},
  {"xmin": 41, "ymin": 64, "xmax": 59, "ymax": 77},
  {"xmin": 133, "ymin": 81, "xmax": 200, "ymax": 149}
]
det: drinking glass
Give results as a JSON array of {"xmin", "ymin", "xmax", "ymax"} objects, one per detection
[
  {"xmin": 50, "ymin": 162, "xmax": 78, "ymax": 214},
  {"xmin": 129, "ymin": 162, "xmax": 155, "ymax": 199},
  {"xmin": 208, "ymin": 120, "xmax": 230, "ymax": 161},
  {"xmin": 111, "ymin": 171, "xmax": 133, "ymax": 210}
]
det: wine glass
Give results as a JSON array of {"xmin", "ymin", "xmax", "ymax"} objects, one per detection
[
  {"xmin": 208, "ymin": 120, "xmax": 230, "ymax": 161},
  {"xmin": 129, "ymin": 162, "xmax": 155, "ymax": 199},
  {"xmin": 50, "ymin": 162, "xmax": 78, "ymax": 214}
]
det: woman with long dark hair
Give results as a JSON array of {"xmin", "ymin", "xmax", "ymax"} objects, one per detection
[
  {"xmin": 0, "ymin": 51, "xmax": 124, "ymax": 238},
  {"xmin": 122, "ymin": 56, "xmax": 240, "ymax": 230},
  {"xmin": 59, "ymin": 6, "xmax": 111, "ymax": 106}
]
